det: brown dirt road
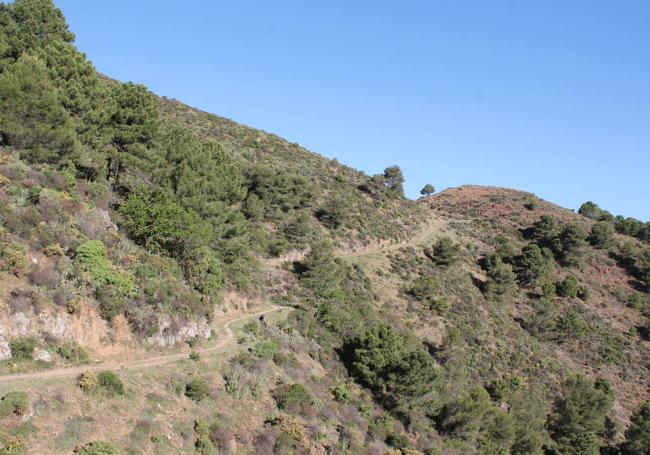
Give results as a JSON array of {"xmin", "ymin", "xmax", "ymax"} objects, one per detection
[{"xmin": 0, "ymin": 305, "xmax": 282, "ymax": 386}]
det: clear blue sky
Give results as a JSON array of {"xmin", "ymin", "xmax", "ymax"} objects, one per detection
[{"xmin": 53, "ymin": 0, "xmax": 649, "ymax": 219}]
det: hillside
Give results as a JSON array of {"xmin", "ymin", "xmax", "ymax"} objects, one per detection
[{"xmin": 1, "ymin": 1, "xmax": 650, "ymax": 454}]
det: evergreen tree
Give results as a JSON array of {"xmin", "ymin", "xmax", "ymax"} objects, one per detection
[
  {"xmin": 548, "ymin": 375, "xmax": 613, "ymax": 454},
  {"xmin": 426, "ymin": 237, "xmax": 459, "ymax": 267},
  {"xmin": 515, "ymin": 244, "xmax": 554, "ymax": 285},
  {"xmin": 0, "ymin": 54, "xmax": 79, "ymax": 162},
  {"xmin": 589, "ymin": 221, "xmax": 615, "ymax": 249},
  {"xmin": 529, "ymin": 215, "xmax": 560, "ymax": 251},
  {"xmin": 158, "ymin": 126, "xmax": 245, "ymax": 215},
  {"xmin": 383, "ymin": 165, "xmax": 405, "ymax": 197},
  {"xmin": 486, "ymin": 257, "xmax": 517, "ymax": 298},
  {"xmin": 420, "ymin": 183, "xmax": 435, "ymax": 196},
  {"xmin": 558, "ymin": 222, "xmax": 588, "ymax": 264},
  {"xmin": 623, "ymin": 401, "xmax": 650, "ymax": 454},
  {"xmin": 106, "ymin": 82, "xmax": 159, "ymax": 186},
  {"xmin": 0, "ymin": 0, "xmax": 74, "ymax": 62}
]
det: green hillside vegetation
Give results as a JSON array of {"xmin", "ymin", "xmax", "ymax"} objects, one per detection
[{"xmin": 0, "ymin": 1, "xmax": 648, "ymax": 454}]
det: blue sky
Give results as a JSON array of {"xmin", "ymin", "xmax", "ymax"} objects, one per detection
[{"xmin": 53, "ymin": 0, "xmax": 649, "ymax": 219}]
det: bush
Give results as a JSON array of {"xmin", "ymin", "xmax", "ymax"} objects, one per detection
[
  {"xmin": 330, "ymin": 384, "xmax": 352, "ymax": 403},
  {"xmin": 75, "ymin": 240, "xmax": 134, "ymax": 304},
  {"xmin": 189, "ymin": 351, "xmax": 201, "ymax": 361},
  {"xmin": 589, "ymin": 221, "xmax": 615, "ymax": 249},
  {"xmin": 272, "ymin": 383, "xmax": 313, "ymax": 411},
  {"xmin": 627, "ymin": 293, "xmax": 647, "ymax": 311},
  {"xmin": 558, "ymin": 222, "xmax": 588, "ymax": 264},
  {"xmin": 623, "ymin": 401, "xmax": 650, "ymax": 454},
  {"xmin": 524, "ymin": 199, "xmax": 538, "ymax": 210},
  {"xmin": 386, "ymin": 433, "xmax": 410, "ymax": 449},
  {"xmin": 410, "ymin": 275, "xmax": 438, "ymax": 301},
  {"xmin": 96, "ymin": 284, "xmax": 129, "ymax": 321},
  {"xmin": 185, "ymin": 378, "xmax": 209, "ymax": 402},
  {"xmin": 0, "ymin": 432, "xmax": 25, "ymax": 455},
  {"xmin": 57, "ymin": 342, "xmax": 89, "ymax": 364},
  {"xmin": 485, "ymin": 258, "xmax": 517, "ymax": 298},
  {"xmin": 556, "ymin": 276, "xmax": 578, "ymax": 298},
  {"xmin": 347, "ymin": 324, "xmax": 439, "ymax": 407},
  {"xmin": 76, "ymin": 371, "xmax": 98, "ymax": 392},
  {"xmin": 9, "ymin": 337, "xmax": 36, "ymax": 361},
  {"xmin": 194, "ymin": 420, "xmax": 217, "ymax": 455},
  {"xmin": 548, "ymin": 375, "xmax": 612, "ymax": 454},
  {"xmin": 515, "ymin": 244, "xmax": 554, "ymax": 285},
  {"xmin": 437, "ymin": 387, "xmax": 515, "ymax": 450},
  {"xmin": 0, "ymin": 240, "xmax": 27, "ymax": 276},
  {"xmin": 529, "ymin": 215, "xmax": 559, "ymax": 250},
  {"xmin": 97, "ymin": 371, "xmax": 124, "ymax": 396},
  {"xmin": 73, "ymin": 441, "xmax": 118, "ymax": 455},
  {"xmin": 0, "ymin": 391, "xmax": 28, "ymax": 418},
  {"xmin": 316, "ymin": 197, "xmax": 349, "ymax": 229},
  {"xmin": 252, "ymin": 339, "xmax": 278, "ymax": 360},
  {"xmin": 425, "ymin": 237, "xmax": 459, "ymax": 267}
]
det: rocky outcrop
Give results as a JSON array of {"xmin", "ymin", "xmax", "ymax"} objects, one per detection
[{"xmin": 146, "ymin": 316, "xmax": 212, "ymax": 347}]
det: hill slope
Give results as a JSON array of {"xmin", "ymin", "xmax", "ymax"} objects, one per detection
[{"xmin": 0, "ymin": 2, "xmax": 649, "ymax": 454}]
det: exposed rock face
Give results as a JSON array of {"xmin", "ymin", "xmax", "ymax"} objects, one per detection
[
  {"xmin": 33, "ymin": 348, "xmax": 52, "ymax": 362},
  {"xmin": 77, "ymin": 207, "xmax": 118, "ymax": 239},
  {"xmin": 146, "ymin": 316, "xmax": 212, "ymax": 347},
  {"xmin": 12, "ymin": 312, "xmax": 31, "ymax": 336},
  {"xmin": 0, "ymin": 341, "xmax": 10, "ymax": 360},
  {"xmin": 38, "ymin": 313, "xmax": 68, "ymax": 338}
]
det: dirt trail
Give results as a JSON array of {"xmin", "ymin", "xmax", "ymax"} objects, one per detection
[
  {"xmin": 0, "ymin": 305, "xmax": 281, "ymax": 385},
  {"xmin": 338, "ymin": 214, "xmax": 454, "ymax": 260}
]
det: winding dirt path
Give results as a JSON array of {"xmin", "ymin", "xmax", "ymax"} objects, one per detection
[
  {"xmin": 0, "ymin": 305, "xmax": 282, "ymax": 385},
  {"xmin": 338, "ymin": 215, "xmax": 454, "ymax": 260}
]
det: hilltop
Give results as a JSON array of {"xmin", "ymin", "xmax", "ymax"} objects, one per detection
[{"xmin": 1, "ymin": 2, "xmax": 649, "ymax": 454}]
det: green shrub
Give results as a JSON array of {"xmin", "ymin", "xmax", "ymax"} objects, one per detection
[
  {"xmin": 515, "ymin": 244, "xmax": 554, "ymax": 284},
  {"xmin": 556, "ymin": 276, "xmax": 578, "ymax": 298},
  {"xmin": 347, "ymin": 324, "xmax": 439, "ymax": 406},
  {"xmin": 73, "ymin": 440, "xmax": 118, "ymax": 455},
  {"xmin": 386, "ymin": 433, "xmax": 409, "ymax": 449},
  {"xmin": 316, "ymin": 197, "xmax": 349, "ymax": 229},
  {"xmin": 410, "ymin": 275, "xmax": 438, "ymax": 301},
  {"xmin": 252, "ymin": 339, "xmax": 278, "ymax": 360},
  {"xmin": 0, "ymin": 432, "xmax": 25, "ymax": 455},
  {"xmin": 437, "ymin": 387, "xmax": 515, "ymax": 450},
  {"xmin": 524, "ymin": 199, "xmax": 538, "ymax": 210},
  {"xmin": 75, "ymin": 240, "xmax": 134, "ymax": 305},
  {"xmin": 0, "ymin": 391, "xmax": 28, "ymax": 418},
  {"xmin": 548, "ymin": 375, "xmax": 612, "ymax": 454},
  {"xmin": 589, "ymin": 221, "xmax": 615, "ymax": 249},
  {"xmin": 485, "ymin": 258, "xmax": 517, "ymax": 298},
  {"xmin": 189, "ymin": 351, "xmax": 200, "ymax": 361},
  {"xmin": 558, "ymin": 222, "xmax": 588, "ymax": 264},
  {"xmin": 529, "ymin": 215, "xmax": 559, "ymax": 250},
  {"xmin": 330, "ymin": 384, "xmax": 352, "ymax": 403},
  {"xmin": 96, "ymin": 284, "xmax": 129, "ymax": 321},
  {"xmin": 57, "ymin": 342, "xmax": 90, "ymax": 364},
  {"xmin": 623, "ymin": 401, "xmax": 650, "ymax": 454},
  {"xmin": 185, "ymin": 378, "xmax": 209, "ymax": 402},
  {"xmin": 272, "ymin": 383, "xmax": 313, "ymax": 410},
  {"xmin": 0, "ymin": 241, "xmax": 27, "ymax": 276},
  {"xmin": 194, "ymin": 420, "xmax": 217, "ymax": 455},
  {"xmin": 425, "ymin": 237, "xmax": 459, "ymax": 267},
  {"xmin": 9, "ymin": 338, "xmax": 36, "ymax": 361},
  {"xmin": 97, "ymin": 371, "xmax": 124, "ymax": 396},
  {"xmin": 76, "ymin": 371, "xmax": 98, "ymax": 392}
]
